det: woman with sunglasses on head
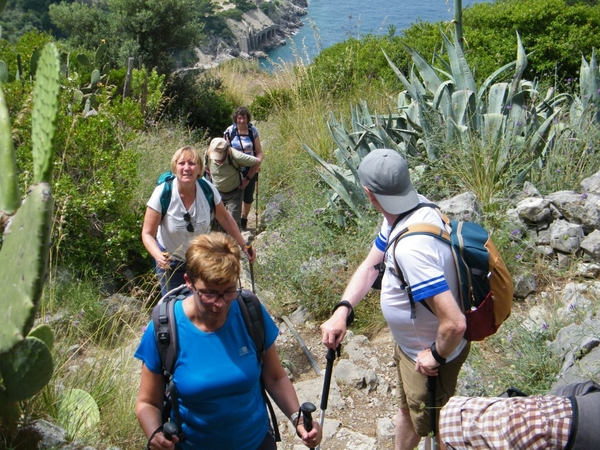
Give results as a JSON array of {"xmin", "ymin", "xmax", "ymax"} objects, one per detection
[
  {"xmin": 142, "ymin": 146, "xmax": 254, "ymax": 296},
  {"xmin": 135, "ymin": 232, "xmax": 322, "ymax": 450}
]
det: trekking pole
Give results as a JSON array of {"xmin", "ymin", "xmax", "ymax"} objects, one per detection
[
  {"xmin": 300, "ymin": 402, "xmax": 317, "ymax": 450},
  {"xmin": 427, "ymin": 375, "xmax": 438, "ymax": 450},
  {"xmin": 316, "ymin": 312, "xmax": 354, "ymax": 450},
  {"xmin": 246, "ymin": 240, "xmax": 255, "ymax": 293},
  {"xmin": 316, "ymin": 346, "xmax": 338, "ymax": 450},
  {"xmin": 254, "ymin": 174, "xmax": 259, "ymax": 232}
]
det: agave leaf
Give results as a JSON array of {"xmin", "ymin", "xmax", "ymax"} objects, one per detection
[
  {"xmin": 528, "ymin": 110, "xmax": 560, "ymax": 159},
  {"xmin": 508, "ymin": 32, "xmax": 528, "ymax": 100},
  {"xmin": 383, "ymin": 49, "xmax": 419, "ymax": 100},
  {"xmin": 477, "ymin": 61, "xmax": 517, "ymax": 105},
  {"xmin": 402, "ymin": 43, "xmax": 443, "ymax": 94},
  {"xmin": 442, "ymin": 32, "xmax": 476, "ymax": 93},
  {"xmin": 304, "ymin": 145, "xmax": 366, "ymax": 215},
  {"xmin": 482, "ymin": 113, "xmax": 506, "ymax": 145},
  {"xmin": 451, "ymin": 89, "xmax": 478, "ymax": 135},
  {"xmin": 487, "ymin": 83, "xmax": 509, "ymax": 115}
]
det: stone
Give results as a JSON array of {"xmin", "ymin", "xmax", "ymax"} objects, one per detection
[{"xmin": 549, "ymin": 220, "xmax": 584, "ymax": 253}]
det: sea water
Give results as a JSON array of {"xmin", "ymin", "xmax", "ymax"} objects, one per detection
[{"xmin": 260, "ymin": 0, "xmax": 492, "ymax": 69}]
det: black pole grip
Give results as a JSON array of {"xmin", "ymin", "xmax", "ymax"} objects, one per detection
[
  {"xmin": 300, "ymin": 401, "xmax": 317, "ymax": 450},
  {"xmin": 163, "ymin": 421, "xmax": 178, "ymax": 441},
  {"xmin": 320, "ymin": 347, "xmax": 337, "ymax": 411}
]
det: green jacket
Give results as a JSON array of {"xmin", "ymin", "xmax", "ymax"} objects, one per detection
[{"xmin": 207, "ymin": 148, "xmax": 257, "ymax": 193}]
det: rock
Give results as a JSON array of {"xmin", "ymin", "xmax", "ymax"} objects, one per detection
[
  {"xmin": 549, "ymin": 220, "xmax": 584, "ymax": 253},
  {"xmin": 546, "ymin": 191, "xmax": 600, "ymax": 232},
  {"xmin": 513, "ymin": 273, "xmax": 537, "ymax": 299},
  {"xmin": 516, "ymin": 197, "xmax": 552, "ymax": 223},
  {"xmin": 580, "ymin": 169, "xmax": 600, "ymax": 195},
  {"xmin": 376, "ymin": 417, "xmax": 395, "ymax": 441},
  {"xmin": 580, "ymin": 229, "xmax": 600, "ymax": 258},
  {"xmin": 438, "ymin": 192, "xmax": 482, "ymax": 222}
]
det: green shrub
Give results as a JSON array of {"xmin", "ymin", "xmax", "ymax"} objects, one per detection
[{"xmin": 164, "ymin": 70, "xmax": 233, "ymax": 136}]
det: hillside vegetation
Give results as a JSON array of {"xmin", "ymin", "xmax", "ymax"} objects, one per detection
[{"xmin": 1, "ymin": 0, "xmax": 600, "ymax": 447}]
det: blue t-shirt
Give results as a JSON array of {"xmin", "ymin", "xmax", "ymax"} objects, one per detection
[{"xmin": 135, "ymin": 299, "xmax": 279, "ymax": 450}]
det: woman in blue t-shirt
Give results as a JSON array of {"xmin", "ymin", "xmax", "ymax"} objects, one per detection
[{"xmin": 135, "ymin": 233, "xmax": 321, "ymax": 450}]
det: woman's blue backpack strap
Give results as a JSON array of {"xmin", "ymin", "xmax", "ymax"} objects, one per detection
[{"xmin": 157, "ymin": 171, "xmax": 215, "ymax": 219}]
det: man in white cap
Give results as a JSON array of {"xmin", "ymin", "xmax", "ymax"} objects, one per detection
[
  {"xmin": 205, "ymin": 137, "xmax": 259, "ymax": 231},
  {"xmin": 320, "ymin": 149, "xmax": 469, "ymax": 450}
]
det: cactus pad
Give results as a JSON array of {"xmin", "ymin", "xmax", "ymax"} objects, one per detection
[
  {"xmin": 0, "ymin": 336, "xmax": 53, "ymax": 401},
  {"xmin": 31, "ymin": 43, "xmax": 60, "ymax": 184},
  {"xmin": 28, "ymin": 324, "xmax": 55, "ymax": 351},
  {"xmin": 0, "ymin": 84, "xmax": 20, "ymax": 217},
  {"xmin": 58, "ymin": 389, "xmax": 100, "ymax": 439},
  {"xmin": 0, "ymin": 183, "xmax": 53, "ymax": 353}
]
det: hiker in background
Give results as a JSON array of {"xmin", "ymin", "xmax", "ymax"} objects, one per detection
[
  {"xmin": 205, "ymin": 137, "xmax": 259, "ymax": 231},
  {"xmin": 438, "ymin": 380, "xmax": 600, "ymax": 450},
  {"xmin": 224, "ymin": 106, "xmax": 263, "ymax": 231},
  {"xmin": 141, "ymin": 146, "xmax": 254, "ymax": 296},
  {"xmin": 320, "ymin": 149, "xmax": 469, "ymax": 450},
  {"xmin": 135, "ymin": 232, "xmax": 322, "ymax": 450}
]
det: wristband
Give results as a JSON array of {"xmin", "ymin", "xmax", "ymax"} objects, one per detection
[
  {"xmin": 332, "ymin": 300, "xmax": 355, "ymax": 326},
  {"xmin": 290, "ymin": 411, "xmax": 300, "ymax": 427},
  {"xmin": 245, "ymin": 175, "xmax": 252, "ymax": 181},
  {"xmin": 430, "ymin": 342, "xmax": 446, "ymax": 365}
]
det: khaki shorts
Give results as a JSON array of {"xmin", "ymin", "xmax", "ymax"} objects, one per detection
[{"xmin": 394, "ymin": 343, "xmax": 470, "ymax": 437}]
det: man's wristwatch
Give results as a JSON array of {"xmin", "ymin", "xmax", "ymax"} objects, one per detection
[{"xmin": 245, "ymin": 175, "xmax": 252, "ymax": 181}]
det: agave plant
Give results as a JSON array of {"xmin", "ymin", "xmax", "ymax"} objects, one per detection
[{"xmin": 305, "ymin": 31, "xmax": 573, "ymax": 217}]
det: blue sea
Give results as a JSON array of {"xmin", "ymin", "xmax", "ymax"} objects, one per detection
[{"xmin": 261, "ymin": 0, "xmax": 493, "ymax": 68}]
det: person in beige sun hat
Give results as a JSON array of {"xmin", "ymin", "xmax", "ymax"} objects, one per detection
[{"xmin": 205, "ymin": 137, "xmax": 258, "ymax": 231}]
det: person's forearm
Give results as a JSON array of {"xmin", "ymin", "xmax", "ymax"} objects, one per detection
[
  {"xmin": 246, "ymin": 160, "xmax": 261, "ymax": 179},
  {"xmin": 136, "ymin": 402, "xmax": 163, "ymax": 439},
  {"xmin": 265, "ymin": 376, "xmax": 301, "ymax": 420},
  {"xmin": 434, "ymin": 318, "xmax": 466, "ymax": 358},
  {"xmin": 340, "ymin": 259, "xmax": 380, "ymax": 307}
]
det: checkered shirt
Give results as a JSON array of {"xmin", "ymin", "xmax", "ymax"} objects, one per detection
[{"xmin": 439, "ymin": 395, "xmax": 572, "ymax": 449}]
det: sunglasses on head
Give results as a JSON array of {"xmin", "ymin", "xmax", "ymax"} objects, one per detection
[{"xmin": 183, "ymin": 212, "xmax": 194, "ymax": 232}]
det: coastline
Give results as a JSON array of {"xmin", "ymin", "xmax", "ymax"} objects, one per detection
[{"xmin": 194, "ymin": 0, "xmax": 308, "ymax": 69}]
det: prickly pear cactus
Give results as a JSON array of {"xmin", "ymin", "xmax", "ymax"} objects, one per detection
[{"xmin": 0, "ymin": 42, "xmax": 60, "ymax": 432}]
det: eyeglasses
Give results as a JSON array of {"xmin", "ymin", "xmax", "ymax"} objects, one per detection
[
  {"xmin": 183, "ymin": 212, "xmax": 194, "ymax": 232},
  {"xmin": 192, "ymin": 287, "xmax": 241, "ymax": 303}
]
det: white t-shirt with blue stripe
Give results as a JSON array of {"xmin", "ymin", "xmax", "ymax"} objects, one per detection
[{"xmin": 378, "ymin": 196, "xmax": 467, "ymax": 362}]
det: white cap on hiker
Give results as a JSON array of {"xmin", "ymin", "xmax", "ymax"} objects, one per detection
[
  {"xmin": 358, "ymin": 149, "xmax": 419, "ymax": 214},
  {"xmin": 208, "ymin": 138, "xmax": 229, "ymax": 161}
]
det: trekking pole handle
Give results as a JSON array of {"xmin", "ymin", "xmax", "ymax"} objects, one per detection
[
  {"xmin": 162, "ymin": 422, "xmax": 178, "ymax": 441},
  {"xmin": 244, "ymin": 241, "xmax": 253, "ymax": 257},
  {"xmin": 300, "ymin": 402, "xmax": 317, "ymax": 450}
]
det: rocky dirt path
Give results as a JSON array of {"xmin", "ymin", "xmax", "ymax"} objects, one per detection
[{"xmin": 272, "ymin": 315, "xmax": 401, "ymax": 450}]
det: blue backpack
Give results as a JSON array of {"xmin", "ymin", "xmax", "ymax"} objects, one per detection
[
  {"xmin": 157, "ymin": 171, "xmax": 214, "ymax": 220},
  {"xmin": 389, "ymin": 203, "xmax": 513, "ymax": 341}
]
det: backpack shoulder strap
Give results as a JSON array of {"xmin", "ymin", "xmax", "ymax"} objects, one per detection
[
  {"xmin": 238, "ymin": 290, "xmax": 266, "ymax": 361},
  {"xmin": 248, "ymin": 123, "xmax": 256, "ymax": 145},
  {"xmin": 197, "ymin": 178, "xmax": 215, "ymax": 214},
  {"xmin": 237, "ymin": 290, "xmax": 281, "ymax": 441},
  {"xmin": 152, "ymin": 286, "xmax": 189, "ymax": 439},
  {"xmin": 388, "ymin": 223, "xmax": 452, "ymax": 319},
  {"xmin": 152, "ymin": 297, "xmax": 178, "ymax": 376},
  {"xmin": 159, "ymin": 178, "xmax": 174, "ymax": 220}
]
